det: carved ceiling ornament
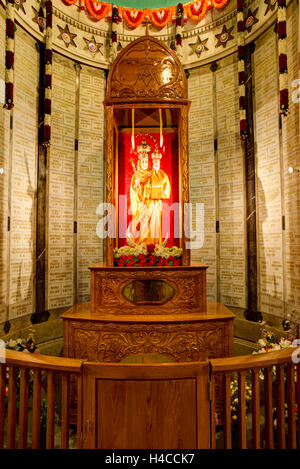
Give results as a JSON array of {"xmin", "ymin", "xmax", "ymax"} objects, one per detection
[{"xmin": 106, "ymin": 36, "xmax": 187, "ymax": 101}]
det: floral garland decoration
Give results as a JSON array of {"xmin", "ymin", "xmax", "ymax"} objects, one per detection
[
  {"xmin": 148, "ymin": 7, "xmax": 175, "ymax": 29},
  {"xmin": 4, "ymin": 0, "xmax": 15, "ymax": 110},
  {"xmin": 210, "ymin": 0, "xmax": 230, "ymax": 8},
  {"xmin": 109, "ymin": 4, "xmax": 121, "ymax": 62},
  {"xmin": 120, "ymin": 8, "xmax": 145, "ymax": 29},
  {"xmin": 62, "ymin": 1, "xmax": 232, "ymax": 26},
  {"xmin": 43, "ymin": 0, "xmax": 52, "ymax": 147},
  {"xmin": 237, "ymin": 0, "xmax": 247, "ymax": 140},
  {"xmin": 185, "ymin": 0, "xmax": 209, "ymax": 22},
  {"xmin": 120, "ymin": 7, "xmax": 147, "ymax": 29},
  {"xmin": 85, "ymin": 0, "xmax": 111, "ymax": 21},
  {"xmin": 277, "ymin": 0, "xmax": 288, "ymax": 116},
  {"xmin": 174, "ymin": 3, "xmax": 185, "ymax": 57}
]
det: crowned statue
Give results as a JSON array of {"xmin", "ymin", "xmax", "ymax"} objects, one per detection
[{"xmin": 128, "ymin": 140, "xmax": 171, "ymax": 245}]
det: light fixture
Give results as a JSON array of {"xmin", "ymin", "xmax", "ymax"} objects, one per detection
[
  {"xmin": 288, "ymin": 166, "xmax": 300, "ymax": 174},
  {"xmin": 0, "ymin": 168, "xmax": 4, "ymax": 175}
]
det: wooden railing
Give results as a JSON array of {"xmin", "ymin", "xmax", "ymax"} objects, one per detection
[
  {"xmin": 0, "ymin": 347, "xmax": 299, "ymax": 449},
  {"xmin": 210, "ymin": 347, "xmax": 300, "ymax": 449},
  {"xmin": 0, "ymin": 350, "xmax": 83, "ymax": 449}
]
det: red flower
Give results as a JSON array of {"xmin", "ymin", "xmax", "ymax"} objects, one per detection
[
  {"xmin": 173, "ymin": 258, "xmax": 181, "ymax": 266},
  {"xmin": 237, "ymin": 45, "xmax": 245, "ymax": 60},
  {"xmin": 277, "ymin": 21, "xmax": 286, "ymax": 39},
  {"xmin": 147, "ymin": 244, "xmax": 155, "ymax": 253},
  {"xmin": 5, "ymin": 51, "xmax": 14, "ymax": 68},
  {"xmin": 279, "ymin": 54, "xmax": 287, "ymax": 73},
  {"xmin": 237, "ymin": 20, "xmax": 245, "ymax": 33},
  {"xmin": 118, "ymin": 259, "xmax": 125, "ymax": 266},
  {"xmin": 149, "ymin": 259, "xmax": 156, "ymax": 266},
  {"xmin": 6, "ymin": 19, "xmax": 14, "ymax": 39},
  {"xmin": 157, "ymin": 257, "xmax": 164, "ymax": 266},
  {"xmin": 121, "ymin": 255, "xmax": 127, "ymax": 261},
  {"xmin": 138, "ymin": 253, "xmax": 146, "ymax": 260},
  {"xmin": 240, "ymin": 119, "xmax": 247, "ymax": 132},
  {"xmin": 43, "ymin": 125, "xmax": 51, "ymax": 142},
  {"xmin": 168, "ymin": 256, "xmax": 174, "ymax": 262},
  {"xmin": 149, "ymin": 254, "xmax": 156, "ymax": 262},
  {"xmin": 239, "ymin": 71, "xmax": 246, "ymax": 85},
  {"xmin": 239, "ymin": 96, "xmax": 246, "ymax": 109}
]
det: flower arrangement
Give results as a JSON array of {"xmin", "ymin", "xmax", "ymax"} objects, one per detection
[
  {"xmin": 5, "ymin": 329, "xmax": 38, "ymax": 354},
  {"xmin": 254, "ymin": 329, "xmax": 294, "ymax": 355},
  {"xmin": 4, "ymin": 329, "xmax": 38, "ymax": 412},
  {"xmin": 114, "ymin": 243, "xmax": 183, "ymax": 267}
]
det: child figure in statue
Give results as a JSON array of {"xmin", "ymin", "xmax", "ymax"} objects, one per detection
[{"xmin": 128, "ymin": 142, "xmax": 171, "ymax": 245}]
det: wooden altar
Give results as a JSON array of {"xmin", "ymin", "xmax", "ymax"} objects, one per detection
[
  {"xmin": 62, "ymin": 301, "xmax": 234, "ymax": 364},
  {"xmin": 62, "ymin": 34, "xmax": 235, "ymax": 368}
]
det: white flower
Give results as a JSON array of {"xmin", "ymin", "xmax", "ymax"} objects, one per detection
[
  {"xmin": 258, "ymin": 339, "xmax": 266, "ymax": 348},
  {"xmin": 7, "ymin": 339, "xmax": 17, "ymax": 348},
  {"xmin": 277, "ymin": 8, "xmax": 286, "ymax": 23}
]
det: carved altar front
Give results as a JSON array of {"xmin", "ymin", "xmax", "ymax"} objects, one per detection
[
  {"xmin": 62, "ymin": 302, "xmax": 234, "ymax": 364},
  {"xmin": 89, "ymin": 262, "xmax": 207, "ymax": 315}
]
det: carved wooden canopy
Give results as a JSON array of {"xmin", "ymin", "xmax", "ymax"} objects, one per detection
[{"xmin": 106, "ymin": 36, "xmax": 187, "ymax": 102}]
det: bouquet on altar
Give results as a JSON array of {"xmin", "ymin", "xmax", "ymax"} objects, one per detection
[{"xmin": 113, "ymin": 241, "xmax": 183, "ymax": 267}]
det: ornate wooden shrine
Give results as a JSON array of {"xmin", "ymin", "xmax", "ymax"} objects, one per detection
[{"xmin": 62, "ymin": 35, "xmax": 235, "ymax": 368}]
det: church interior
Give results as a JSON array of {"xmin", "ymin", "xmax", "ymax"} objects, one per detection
[{"xmin": 0, "ymin": 0, "xmax": 299, "ymax": 450}]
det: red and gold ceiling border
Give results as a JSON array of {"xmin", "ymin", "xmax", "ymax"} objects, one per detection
[{"xmin": 62, "ymin": 0, "xmax": 232, "ymax": 27}]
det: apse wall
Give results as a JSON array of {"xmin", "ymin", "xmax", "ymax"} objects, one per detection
[
  {"xmin": 0, "ymin": 0, "xmax": 299, "ymax": 336},
  {"xmin": 189, "ymin": 1, "xmax": 300, "ymax": 319}
]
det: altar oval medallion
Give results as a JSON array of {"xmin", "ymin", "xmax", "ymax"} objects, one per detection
[{"xmin": 122, "ymin": 279, "xmax": 174, "ymax": 305}]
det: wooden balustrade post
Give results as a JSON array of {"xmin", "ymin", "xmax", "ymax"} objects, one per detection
[
  {"xmin": 46, "ymin": 371, "xmax": 56, "ymax": 449},
  {"xmin": 18, "ymin": 368, "xmax": 29, "ymax": 449},
  {"xmin": 7, "ymin": 367, "xmax": 18, "ymax": 449},
  {"xmin": 276, "ymin": 364, "xmax": 286, "ymax": 449},
  {"xmin": 264, "ymin": 367, "xmax": 274, "ymax": 449},
  {"xmin": 0, "ymin": 365, "xmax": 7, "ymax": 449},
  {"xmin": 251, "ymin": 369, "xmax": 261, "ymax": 448},
  {"xmin": 238, "ymin": 371, "xmax": 247, "ymax": 449},
  {"xmin": 224, "ymin": 373, "xmax": 232, "ymax": 449},
  {"xmin": 61, "ymin": 374, "xmax": 70, "ymax": 449},
  {"xmin": 32, "ymin": 369, "xmax": 42, "ymax": 449},
  {"xmin": 286, "ymin": 363, "xmax": 296, "ymax": 449}
]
